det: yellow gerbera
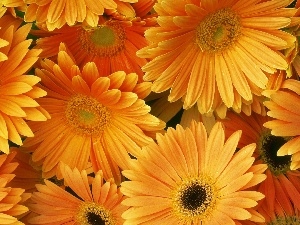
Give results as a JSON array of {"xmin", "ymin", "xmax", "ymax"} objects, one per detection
[
  {"xmin": 0, "ymin": 14, "xmax": 49, "ymax": 153},
  {"xmin": 31, "ymin": 16, "xmax": 154, "ymax": 81},
  {"xmin": 23, "ymin": 43, "xmax": 165, "ymax": 183},
  {"xmin": 138, "ymin": 0, "xmax": 296, "ymax": 115},
  {"xmin": 29, "ymin": 163, "xmax": 127, "ymax": 225},
  {"xmin": 264, "ymin": 79, "xmax": 300, "ymax": 170},
  {"xmin": 121, "ymin": 121, "xmax": 267, "ymax": 224}
]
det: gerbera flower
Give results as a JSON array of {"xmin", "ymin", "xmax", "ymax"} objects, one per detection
[
  {"xmin": 31, "ymin": 16, "xmax": 153, "ymax": 81},
  {"xmin": 221, "ymin": 111, "xmax": 300, "ymax": 212},
  {"xmin": 29, "ymin": 163, "xmax": 127, "ymax": 225},
  {"xmin": 242, "ymin": 171, "xmax": 300, "ymax": 225},
  {"xmin": 138, "ymin": 0, "xmax": 296, "ymax": 115},
  {"xmin": 24, "ymin": 0, "xmax": 140, "ymax": 31},
  {"xmin": 0, "ymin": 14, "xmax": 49, "ymax": 153},
  {"xmin": 121, "ymin": 121, "xmax": 267, "ymax": 224},
  {"xmin": 0, "ymin": 152, "xmax": 30, "ymax": 224},
  {"xmin": 22, "ymin": 43, "xmax": 164, "ymax": 183},
  {"xmin": 264, "ymin": 79, "xmax": 300, "ymax": 170}
]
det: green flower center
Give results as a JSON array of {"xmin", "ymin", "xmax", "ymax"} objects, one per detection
[
  {"xmin": 65, "ymin": 94, "xmax": 111, "ymax": 135},
  {"xmin": 268, "ymin": 216, "xmax": 300, "ymax": 225},
  {"xmin": 196, "ymin": 8, "xmax": 241, "ymax": 52},
  {"xmin": 79, "ymin": 21, "xmax": 126, "ymax": 57}
]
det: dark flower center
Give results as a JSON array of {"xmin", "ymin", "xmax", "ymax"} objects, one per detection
[
  {"xmin": 172, "ymin": 177, "xmax": 216, "ymax": 222},
  {"xmin": 180, "ymin": 183, "xmax": 208, "ymax": 211},
  {"xmin": 260, "ymin": 132, "xmax": 291, "ymax": 175},
  {"xmin": 87, "ymin": 212, "xmax": 106, "ymax": 225},
  {"xmin": 75, "ymin": 202, "xmax": 114, "ymax": 225}
]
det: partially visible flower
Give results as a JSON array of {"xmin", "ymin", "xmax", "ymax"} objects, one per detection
[
  {"xmin": 9, "ymin": 148, "xmax": 42, "ymax": 193},
  {"xmin": 29, "ymin": 163, "xmax": 127, "ymax": 225},
  {"xmin": 0, "ymin": 0, "xmax": 27, "ymax": 18},
  {"xmin": 138, "ymin": 0, "xmax": 296, "ymax": 116},
  {"xmin": 24, "ymin": 0, "xmax": 140, "ymax": 30},
  {"xmin": 32, "ymin": 16, "xmax": 154, "ymax": 81},
  {"xmin": 121, "ymin": 121, "xmax": 266, "ymax": 224},
  {"xmin": 23, "ymin": 43, "xmax": 164, "ymax": 183},
  {"xmin": 255, "ymin": 169, "xmax": 300, "ymax": 225},
  {"xmin": 0, "ymin": 14, "xmax": 49, "ymax": 153},
  {"xmin": 264, "ymin": 79, "xmax": 300, "ymax": 170},
  {"xmin": 221, "ymin": 111, "xmax": 300, "ymax": 213},
  {"xmin": 0, "ymin": 152, "xmax": 30, "ymax": 224}
]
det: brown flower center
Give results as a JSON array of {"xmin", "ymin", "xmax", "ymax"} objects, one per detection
[
  {"xmin": 76, "ymin": 202, "xmax": 115, "ymax": 225},
  {"xmin": 65, "ymin": 95, "xmax": 111, "ymax": 135},
  {"xmin": 172, "ymin": 176, "xmax": 217, "ymax": 222},
  {"xmin": 78, "ymin": 21, "xmax": 126, "ymax": 57},
  {"xmin": 258, "ymin": 130, "xmax": 291, "ymax": 176},
  {"xmin": 196, "ymin": 8, "xmax": 241, "ymax": 52}
]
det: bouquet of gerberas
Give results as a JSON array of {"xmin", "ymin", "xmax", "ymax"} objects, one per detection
[{"xmin": 0, "ymin": 0, "xmax": 300, "ymax": 224}]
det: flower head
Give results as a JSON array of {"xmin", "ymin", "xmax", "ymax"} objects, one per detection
[
  {"xmin": 23, "ymin": 43, "xmax": 165, "ymax": 183},
  {"xmin": 221, "ymin": 111, "xmax": 300, "ymax": 213},
  {"xmin": 139, "ymin": 0, "xmax": 296, "ymax": 115},
  {"xmin": 29, "ymin": 163, "xmax": 127, "ymax": 225},
  {"xmin": 121, "ymin": 121, "xmax": 266, "ymax": 224},
  {"xmin": 264, "ymin": 79, "xmax": 300, "ymax": 170}
]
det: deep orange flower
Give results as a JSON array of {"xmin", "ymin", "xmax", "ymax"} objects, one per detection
[
  {"xmin": 0, "ymin": 14, "xmax": 49, "ymax": 153},
  {"xmin": 241, "ymin": 169, "xmax": 300, "ymax": 225},
  {"xmin": 23, "ymin": 43, "xmax": 165, "ymax": 183},
  {"xmin": 138, "ymin": 0, "xmax": 296, "ymax": 115},
  {"xmin": 32, "ymin": 17, "xmax": 154, "ymax": 81},
  {"xmin": 29, "ymin": 163, "xmax": 127, "ymax": 225},
  {"xmin": 121, "ymin": 121, "xmax": 266, "ymax": 224},
  {"xmin": 221, "ymin": 111, "xmax": 300, "ymax": 213},
  {"xmin": 0, "ymin": 152, "xmax": 30, "ymax": 224},
  {"xmin": 9, "ymin": 148, "xmax": 42, "ymax": 193}
]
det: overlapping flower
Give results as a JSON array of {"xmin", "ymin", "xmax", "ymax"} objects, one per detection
[{"xmin": 0, "ymin": 0, "xmax": 300, "ymax": 224}]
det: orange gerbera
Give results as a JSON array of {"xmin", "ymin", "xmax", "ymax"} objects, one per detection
[
  {"xmin": 32, "ymin": 16, "xmax": 154, "ymax": 81},
  {"xmin": 0, "ymin": 152, "xmax": 30, "ymax": 224},
  {"xmin": 264, "ymin": 79, "xmax": 300, "ymax": 170},
  {"xmin": 138, "ymin": 0, "xmax": 296, "ymax": 115},
  {"xmin": 8, "ymin": 148, "xmax": 42, "ymax": 192},
  {"xmin": 0, "ymin": 14, "xmax": 49, "ymax": 153},
  {"xmin": 121, "ymin": 121, "xmax": 267, "ymax": 224},
  {"xmin": 221, "ymin": 111, "xmax": 300, "ymax": 212},
  {"xmin": 242, "ymin": 172, "xmax": 300, "ymax": 225},
  {"xmin": 24, "ymin": 0, "xmax": 139, "ymax": 31},
  {"xmin": 29, "ymin": 163, "xmax": 127, "ymax": 225},
  {"xmin": 22, "ymin": 43, "xmax": 165, "ymax": 183}
]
